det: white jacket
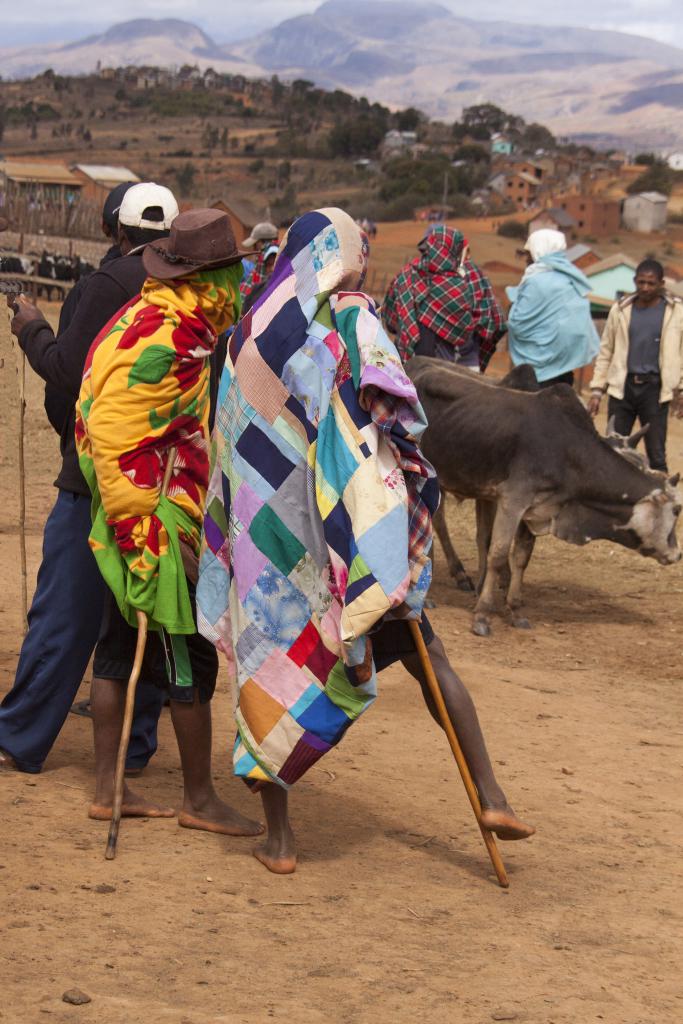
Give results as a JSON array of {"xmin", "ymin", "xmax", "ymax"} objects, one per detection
[{"xmin": 590, "ymin": 293, "xmax": 683, "ymax": 403}]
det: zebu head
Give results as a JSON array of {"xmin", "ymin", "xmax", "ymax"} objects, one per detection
[{"xmin": 623, "ymin": 477, "xmax": 682, "ymax": 564}]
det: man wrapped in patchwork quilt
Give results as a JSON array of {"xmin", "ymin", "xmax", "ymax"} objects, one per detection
[{"xmin": 198, "ymin": 209, "xmax": 535, "ymax": 875}]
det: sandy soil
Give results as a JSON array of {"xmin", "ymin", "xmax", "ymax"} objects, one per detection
[{"xmin": 1, "ymin": 301, "xmax": 683, "ymax": 1024}]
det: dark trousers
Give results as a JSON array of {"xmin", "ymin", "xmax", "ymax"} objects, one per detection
[
  {"xmin": 0, "ymin": 490, "xmax": 163, "ymax": 773},
  {"xmin": 608, "ymin": 376, "xmax": 669, "ymax": 472}
]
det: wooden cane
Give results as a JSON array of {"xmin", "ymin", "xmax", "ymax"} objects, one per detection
[
  {"xmin": 2, "ymin": 292, "xmax": 28, "ymax": 634},
  {"xmin": 407, "ymin": 619, "xmax": 509, "ymax": 889},
  {"xmin": 105, "ymin": 447, "xmax": 177, "ymax": 860},
  {"xmin": 18, "ymin": 348, "xmax": 28, "ymax": 635}
]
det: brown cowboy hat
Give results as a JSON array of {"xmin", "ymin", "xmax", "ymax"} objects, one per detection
[{"xmin": 143, "ymin": 208, "xmax": 257, "ymax": 281}]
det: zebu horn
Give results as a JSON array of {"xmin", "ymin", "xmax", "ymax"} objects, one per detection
[
  {"xmin": 628, "ymin": 424, "xmax": 650, "ymax": 448},
  {"xmin": 669, "ymin": 473, "xmax": 680, "ymax": 488}
]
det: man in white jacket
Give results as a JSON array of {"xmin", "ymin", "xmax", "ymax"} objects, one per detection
[{"xmin": 588, "ymin": 259, "xmax": 683, "ymax": 471}]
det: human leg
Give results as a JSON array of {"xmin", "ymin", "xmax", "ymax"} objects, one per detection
[
  {"xmin": 0, "ymin": 492, "xmax": 104, "ymax": 773},
  {"xmin": 171, "ymin": 692, "xmax": 263, "ymax": 837},
  {"xmin": 88, "ymin": 593, "xmax": 174, "ymax": 819},
  {"xmin": 635, "ymin": 381, "xmax": 669, "ymax": 472},
  {"xmin": 253, "ymin": 783, "xmax": 296, "ymax": 874},
  {"xmin": 397, "ymin": 629, "xmax": 534, "ymax": 840}
]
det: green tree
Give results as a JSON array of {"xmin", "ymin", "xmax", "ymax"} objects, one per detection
[
  {"xmin": 497, "ymin": 220, "xmax": 527, "ymax": 240},
  {"xmin": 395, "ymin": 107, "xmax": 423, "ymax": 132},
  {"xmin": 453, "ymin": 143, "xmax": 490, "ymax": 164},
  {"xmin": 627, "ymin": 162, "xmax": 674, "ymax": 196},
  {"xmin": 634, "ymin": 152, "xmax": 659, "ymax": 166},
  {"xmin": 328, "ymin": 115, "xmax": 386, "ymax": 157},
  {"xmin": 460, "ymin": 104, "xmax": 525, "ymax": 140},
  {"xmin": 520, "ymin": 122, "xmax": 555, "ymax": 151},
  {"xmin": 175, "ymin": 161, "xmax": 197, "ymax": 196},
  {"xmin": 201, "ymin": 123, "xmax": 219, "ymax": 153}
]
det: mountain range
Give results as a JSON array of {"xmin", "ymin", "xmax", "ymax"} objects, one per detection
[{"xmin": 2, "ymin": 2, "xmax": 683, "ymax": 147}]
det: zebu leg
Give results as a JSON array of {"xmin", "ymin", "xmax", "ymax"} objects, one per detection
[
  {"xmin": 507, "ymin": 522, "xmax": 536, "ymax": 629},
  {"xmin": 475, "ymin": 499, "xmax": 495, "ymax": 595},
  {"xmin": 433, "ymin": 495, "xmax": 475, "ymax": 592},
  {"xmin": 472, "ymin": 502, "xmax": 524, "ymax": 637}
]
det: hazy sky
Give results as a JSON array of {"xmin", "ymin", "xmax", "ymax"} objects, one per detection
[{"xmin": 2, "ymin": 0, "xmax": 681, "ymax": 49}]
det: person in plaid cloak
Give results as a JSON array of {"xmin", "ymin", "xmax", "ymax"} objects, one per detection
[
  {"xmin": 198, "ymin": 209, "xmax": 533, "ymax": 874},
  {"xmin": 383, "ymin": 225, "xmax": 506, "ymax": 371}
]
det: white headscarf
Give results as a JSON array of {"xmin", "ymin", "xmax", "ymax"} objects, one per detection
[{"xmin": 524, "ymin": 229, "xmax": 567, "ymax": 263}]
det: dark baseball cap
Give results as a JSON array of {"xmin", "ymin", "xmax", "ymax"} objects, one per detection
[{"xmin": 102, "ymin": 182, "xmax": 136, "ymax": 231}]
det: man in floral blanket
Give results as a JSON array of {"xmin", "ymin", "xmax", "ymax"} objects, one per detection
[{"xmin": 76, "ymin": 209, "xmax": 263, "ymax": 837}]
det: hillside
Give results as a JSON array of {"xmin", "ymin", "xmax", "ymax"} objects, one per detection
[
  {"xmin": 231, "ymin": 1, "xmax": 683, "ymax": 147},
  {"xmin": 1, "ymin": 4, "xmax": 683, "ymax": 147}
]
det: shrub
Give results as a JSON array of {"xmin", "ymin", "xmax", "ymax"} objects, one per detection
[{"xmin": 497, "ymin": 219, "xmax": 527, "ymax": 240}]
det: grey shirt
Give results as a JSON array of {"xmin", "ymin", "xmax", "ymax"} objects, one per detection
[{"xmin": 628, "ymin": 299, "xmax": 666, "ymax": 375}]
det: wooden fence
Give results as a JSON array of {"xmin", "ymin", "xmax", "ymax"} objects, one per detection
[{"xmin": 0, "ymin": 193, "xmax": 103, "ymax": 241}]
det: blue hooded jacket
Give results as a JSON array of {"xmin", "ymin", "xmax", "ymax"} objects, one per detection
[{"xmin": 506, "ymin": 253, "xmax": 600, "ymax": 382}]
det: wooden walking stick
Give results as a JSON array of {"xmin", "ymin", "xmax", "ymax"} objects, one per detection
[
  {"xmin": 407, "ymin": 619, "xmax": 509, "ymax": 889},
  {"xmin": 105, "ymin": 447, "xmax": 177, "ymax": 860},
  {"xmin": 1, "ymin": 287, "xmax": 28, "ymax": 633},
  {"xmin": 17, "ymin": 346, "xmax": 28, "ymax": 635}
]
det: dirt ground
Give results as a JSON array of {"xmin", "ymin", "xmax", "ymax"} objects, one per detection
[{"xmin": 1, "ymin": 300, "xmax": 683, "ymax": 1024}]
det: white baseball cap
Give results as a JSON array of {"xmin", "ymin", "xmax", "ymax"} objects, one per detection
[{"xmin": 118, "ymin": 182, "xmax": 179, "ymax": 230}]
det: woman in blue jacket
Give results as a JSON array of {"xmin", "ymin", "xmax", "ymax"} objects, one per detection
[{"xmin": 507, "ymin": 229, "xmax": 600, "ymax": 387}]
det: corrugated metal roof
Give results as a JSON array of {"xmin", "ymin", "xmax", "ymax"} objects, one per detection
[
  {"xmin": 565, "ymin": 243, "xmax": 592, "ymax": 262},
  {"xmin": 529, "ymin": 207, "xmax": 576, "ymax": 228},
  {"xmin": 583, "ymin": 253, "xmax": 637, "ymax": 276},
  {"xmin": 633, "ymin": 192, "xmax": 668, "ymax": 203},
  {"xmin": 0, "ymin": 160, "xmax": 80, "ymax": 186},
  {"xmin": 73, "ymin": 164, "xmax": 140, "ymax": 185},
  {"xmin": 516, "ymin": 171, "xmax": 542, "ymax": 186}
]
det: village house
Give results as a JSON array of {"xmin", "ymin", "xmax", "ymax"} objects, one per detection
[
  {"xmin": 511, "ymin": 161, "xmax": 544, "ymax": 182},
  {"xmin": 382, "ymin": 130, "xmax": 419, "ymax": 158},
  {"xmin": 564, "ymin": 243, "xmax": 602, "ymax": 271},
  {"xmin": 622, "ymin": 191, "xmax": 668, "ymax": 233},
  {"xmin": 583, "ymin": 253, "xmax": 637, "ymax": 311},
  {"xmin": 0, "ymin": 159, "xmax": 82, "ymax": 208},
  {"xmin": 497, "ymin": 170, "xmax": 542, "ymax": 209},
  {"xmin": 210, "ymin": 197, "xmax": 267, "ymax": 245},
  {"xmin": 71, "ymin": 165, "xmax": 140, "ymax": 207},
  {"xmin": 490, "ymin": 132, "xmax": 515, "ymax": 156},
  {"xmin": 528, "ymin": 207, "xmax": 576, "ymax": 238},
  {"xmin": 554, "ymin": 195, "xmax": 621, "ymax": 236},
  {"xmin": 177, "ymin": 65, "xmax": 203, "ymax": 90}
]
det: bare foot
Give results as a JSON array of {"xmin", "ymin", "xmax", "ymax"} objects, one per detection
[
  {"xmin": 178, "ymin": 796, "xmax": 264, "ymax": 837},
  {"xmin": 480, "ymin": 806, "xmax": 536, "ymax": 841},
  {"xmin": 253, "ymin": 829, "xmax": 297, "ymax": 874},
  {"xmin": 89, "ymin": 785, "xmax": 175, "ymax": 820},
  {"xmin": 0, "ymin": 749, "xmax": 18, "ymax": 771}
]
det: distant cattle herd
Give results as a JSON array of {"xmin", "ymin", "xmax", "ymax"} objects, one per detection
[{"xmin": 0, "ymin": 250, "xmax": 96, "ymax": 282}]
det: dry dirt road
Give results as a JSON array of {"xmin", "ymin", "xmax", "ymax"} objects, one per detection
[{"xmin": 1, "ymin": 306, "xmax": 682, "ymax": 1024}]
